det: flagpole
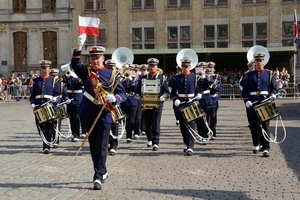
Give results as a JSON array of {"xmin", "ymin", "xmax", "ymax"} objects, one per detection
[{"xmin": 294, "ymin": 9, "xmax": 298, "ymax": 87}]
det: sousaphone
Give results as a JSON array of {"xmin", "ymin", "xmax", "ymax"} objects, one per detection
[
  {"xmin": 112, "ymin": 47, "xmax": 134, "ymax": 70},
  {"xmin": 176, "ymin": 49, "xmax": 198, "ymax": 69},
  {"xmin": 247, "ymin": 45, "xmax": 270, "ymax": 66}
]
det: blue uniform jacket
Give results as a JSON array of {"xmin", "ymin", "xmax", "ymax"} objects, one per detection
[
  {"xmin": 241, "ymin": 69, "xmax": 277, "ymax": 104},
  {"xmin": 210, "ymin": 74, "xmax": 222, "ymax": 108},
  {"xmin": 29, "ymin": 76, "xmax": 61, "ymax": 107},
  {"xmin": 121, "ymin": 77, "xmax": 139, "ymax": 107},
  {"xmin": 64, "ymin": 76, "xmax": 83, "ymax": 105},
  {"xmin": 71, "ymin": 50, "xmax": 127, "ymax": 124},
  {"xmin": 196, "ymin": 75, "xmax": 214, "ymax": 107},
  {"xmin": 170, "ymin": 73, "xmax": 196, "ymax": 110}
]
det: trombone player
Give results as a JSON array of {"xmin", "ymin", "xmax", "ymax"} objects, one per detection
[{"xmin": 71, "ymin": 34, "xmax": 127, "ymax": 190}]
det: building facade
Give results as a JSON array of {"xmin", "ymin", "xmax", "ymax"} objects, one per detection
[
  {"xmin": 0, "ymin": 0, "xmax": 73, "ymax": 77},
  {"xmin": 71, "ymin": 0, "xmax": 300, "ymax": 83}
]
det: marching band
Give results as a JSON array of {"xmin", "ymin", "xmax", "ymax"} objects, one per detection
[{"xmin": 29, "ymin": 38, "xmax": 286, "ymax": 189}]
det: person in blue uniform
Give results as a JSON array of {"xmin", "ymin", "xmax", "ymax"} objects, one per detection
[
  {"xmin": 29, "ymin": 60, "xmax": 61, "ymax": 154},
  {"xmin": 62, "ymin": 65, "xmax": 84, "ymax": 142},
  {"xmin": 195, "ymin": 61, "xmax": 212, "ymax": 144},
  {"xmin": 170, "ymin": 59, "xmax": 199, "ymax": 156},
  {"xmin": 71, "ymin": 34, "xmax": 127, "ymax": 190},
  {"xmin": 104, "ymin": 59, "xmax": 121, "ymax": 156},
  {"xmin": 168, "ymin": 65, "xmax": 182, "ymax": 126},
  {"xmin": 241, "ymin": 52, "xmax": 277, "ymax": 157},
  {"xmin": 137, "ymin": 58, "xmax": 169, "ymax": 151},
  {"xmin": 49, "ymin": 68, "xmax": 68, "ymax": 148},
  {"xmin": 206, "ymin": 62, "xmax": 222, "ymax": 140},
  {"xmin": 139, "ymin": 64, "xmax": 148, "ymax": 135},
  {"xmin": 239, "ymin": 60, "xmax": 254, "ymax": 128},
  {"xmin": 132, "ymin": 64, "xmax": 142, "ymax": 139},
  {"xmin": 121, "ymin": 64, "xmax": 139, "ymax": 143}
]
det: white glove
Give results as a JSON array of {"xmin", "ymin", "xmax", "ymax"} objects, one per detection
[
  {"xmin": 30, "ymin": 103, "xmax": 36, "ymax": 109},
  {"xmin": 270, "ymin": 94, "xmax": 276, "ymax": 101},
  {"xmin": 174, "ymin": 99, "xmax": 181, "ymax": 107},
  {"xmin": 245, "ymin": 101, "xmax": 252, "ymax": 108},
  {"xmin": 78, "ymin": 33, "xmax": 86, "ymax": 46},
  {"xmin": 196, "ymin": 93, "xmax": 202, "ymax": 100},
  {"xmin": 201, "ymin": 74, "xmax": 206, "ymax": 79},
  {"xmin": 51, "ymin": 97, "xmax": 57, "ymax": 103},
  {"xmin": 160, "ymin": 95, "xmax": 166, "ymax": 102},
  {"xmin": 65, "ymin": 99, "xmax": 72, "ymax": 104},
  {"xmin": 105, "ymin": 94, "xmax": 116, "ymax": 103}
]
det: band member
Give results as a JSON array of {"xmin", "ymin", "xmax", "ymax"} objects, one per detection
[
  {"xmin": 240, "ymin": 52, "xmax": 277, "ymax": 157},
  {"xmin": 71, "ymin": 34, "xmax": 127, "ymax": 190},
  {"xmin": 206, "ymin": 62, "xmax": 222, "ymax": 140},
  {"xmin": 168, "ymin": 65, "xmax": 182, "ymax": 126},
  {"xmin": 104, "ymin": 59, "xmax": 121, "ymax": 155},
  {"xmin": 121, "ymin": 64, "xmax": 139, "ymax": 142},
  {"xmin": 239, "ymin": 60, "xmax": 255, "ymax": 127},
  {"xmin": 29, "ymin": 60, "xmax": 61, "ymax": 154},
  {"xmin": 133, "ymin": 65, "xmax": 142, "ymax": 139},
  {"xmin": 137, "ymin": 58, "xmax": 169, "ymax": 151},
  {"xmin": 139, "ymin": 64, "xmax": 148, "ymax": 135},
  {"xmin": 170, "ymin": 59, "xmax": 198, "ymax": 156},
  {"xmin": 49, "ymin": 68, "xmax": 68, "ymax": 148},
  {"xmin": 62, "ymin": 65, "xmax": 84, "ymax": 142}
]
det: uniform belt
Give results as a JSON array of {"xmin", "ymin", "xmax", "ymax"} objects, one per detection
[
  {"xmin": 67, "ymin": 90, "xmax": 83, "ymax": 93},
  {"xmin": 178, "ymin": 93, "xmax": 194, "ymax": 98},
  {"xmin": 202, "ymin": 90, "xmax": 210, "ymax": 94},
  {"xmin": 36, "ymin": 94, "xmax": 53, "ymax": 99},
  {"xmin": 250, "ymin": 91, "xmax": 268, "ymax": 96},
  {"xmin": 211, "ymin": 94, "xmax": 218, "ymax": 97},
  {"xmin": 83, "ymin": 91, "xmax": 102, "ymax": 105},
  {"xmin": 126, "ymin": 92, "xmax": 135, "ymax": 96}
]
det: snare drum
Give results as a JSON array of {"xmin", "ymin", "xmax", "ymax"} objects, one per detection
[
  {"xmin": 254, "ymin": 100, "xmax": 279, "ymax": 123},
  {"xmin": 34, "ymin": 104, "xmax": 57, "ymax": 124},
  {"xmin": 55, "ymin": 105, "xmax": 68, "ymax": 120},
  {"xmin": 179, "ymin": 101, "xmax": 206, "ymax": 123},
  {"xmin": 113, "ymin": 104, "xmax": 126, "ymax": 121}
]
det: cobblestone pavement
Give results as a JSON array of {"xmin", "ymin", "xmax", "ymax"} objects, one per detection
[{"xmin": 0, "ymin": 99, "xmax": 299, "ymax": 200}]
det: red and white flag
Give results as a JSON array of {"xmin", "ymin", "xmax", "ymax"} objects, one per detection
[
  {"xmin": 78, "ymin": 16, "xmax": 100, "ymax": 36},
  {"xmin": 294, "ymin": 9, "xmax": 298, "ymax": 48}
]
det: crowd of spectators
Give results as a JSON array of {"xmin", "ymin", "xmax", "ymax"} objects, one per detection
[{"xmin": 0, "ymin": 73, "xmax": 35, "ymax": 102}]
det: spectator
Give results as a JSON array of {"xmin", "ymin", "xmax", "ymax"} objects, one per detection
[
  {"xmin": 281, "ymin": 69, "xmax": 290, "ymax": 87},
  {"xmin": 13, "ymin": 76, "xmax": 22, "ymax": 101}
]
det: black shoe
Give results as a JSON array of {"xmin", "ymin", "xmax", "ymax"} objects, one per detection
[
  {"xmin": 186, "ymin": 148, "xmax": 193, "ymax": 156},
  {"xmin": 43, "ymin": 148, "xmax": 50, "ymax": 154},
  {"xmin": 93, "ymin": 181, "xmax": 102, "ymax": 190},
  {"xmin": 262, "ymin": 150, "xmax": 269, "ymax": 157},
  {"xmin": 253, "ymin": 146, "xmax": 259, "ymax": 154},
  {"xmin": 152, "ymin": 144, "xmax": 158, "ymax": 151}
]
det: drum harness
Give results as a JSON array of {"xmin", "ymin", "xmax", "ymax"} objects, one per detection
[{"xmin": 53, "ymin": 100, "xmax": 73, "ymax": 139}]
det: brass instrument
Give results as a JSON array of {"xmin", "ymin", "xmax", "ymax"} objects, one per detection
[{"xmin": 156, "ymin": 68, "xmax": 163, "ymax": 75}]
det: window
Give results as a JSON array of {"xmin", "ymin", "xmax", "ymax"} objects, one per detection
[
  {"xmin": 205, "ymin": 0, "xmax": 214, "ymax": 5},
  {"xmin": 242, "ymin": 0, "xmax": 267, "ymax": 4},
  {"xmin": 133, "ymin": 0, "xmax": 154, "ymax": 9},
  {"xmin": 218, "ymin": 0, "xmax": 228, "ymax": 4},
  {"xmin": 85, "ymin": 0, "xmax": 105, "ymax": 11},
  {"xmin": 43, "ymin": 31, "xmax": 57, "ymax": 68},
  {"xmin": 168, "ymin": 43, "xmax": 178, "ymax": 49},
  {"xmin": 205, "ymin": 26, "xmax": 215, "ymax": 39},
  {"xmin": 168, "ymin": 27, "xmax": 178, "ymax": 40},
  {"xmin": 242, "ymin": 41, "xmax": 253, "ymax": 47},
  {"xmin": 218, "ymin": 25, "xmax": 228, "ymax": 38},
  {"xmin": 283, "ymin": 22, "xmax": 293, "ymax": 36},
  {"xmin": 181, "ymin": 27, "xmax": 190, "ymax": 40},
  {"xmin": 282, "ymin": 40, "xmax": 293, "ymax": 47},
  {"xmin": 256, "ymin": 41, "xmax": 267, "ymax": 46},
  {"xmin": 204, "ymin": 0, "xmax": 228, "ymax": 6},
  {"xmin": 133, "ymin": 0, "xmax": 142, "ymax": 9},
  {"xmin": 132, "ymin": 44, "xmax": 142, "ymax": 49},
  {"xmin": 145, "ymin": 28, "xmax": 154, "ymax": 41},
  {"xmin": 132, "ymin": 27, "xmax": 155, "ymax": 49},
  {"xmin": 13, "ymin": 31, "xmax": 27, "ymax": 71},
  {"xmin": 257, "ymin": 23, "xmax": 267, "ymax": 37},
  {"xmin": 43, "ymin": 0, "xmax": 55, "ymax": 12},
  {"xmin": 217, "ymin": 42, "xmax": 228, "ymax": 48},
  {"xmin": 168, "ymin": 26, "xmax": 190, "ymax": 48},
  {"xmin": 98, "ymin": 29, "xmax": 106, "ymax": 42},
  {"xmin": 168, "ymin": 0, "xmax": 190, "ymax": 7},
  {"xmin": 145, "ymin": 44, "xmax": 155, "ymax": 49},
  {"xmin": 133, "ymin": 28, "xmax": 142, "ymax": 41},
  {"xmin": 243, "ymin": 24, "xmax": 253, "ymax": 38},
  {"xmin": 204, "ymin": 42, "xmax": 215, "ymax": 48},
  {"xmin": 97, "ymin": 0, "xmax": 104, "ymax": 10},
  {"xmin": 180, "ymin": 43, "xmax": 190, "ymax": 48},
  {"xmin": 13, "ymin": 0, "xmax": 26, "ymax": 13}
]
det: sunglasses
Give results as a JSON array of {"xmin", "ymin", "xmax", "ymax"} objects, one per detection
[{"xmin": 255, "ymin": 59, "xmax": 263, "ymax": 62}]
